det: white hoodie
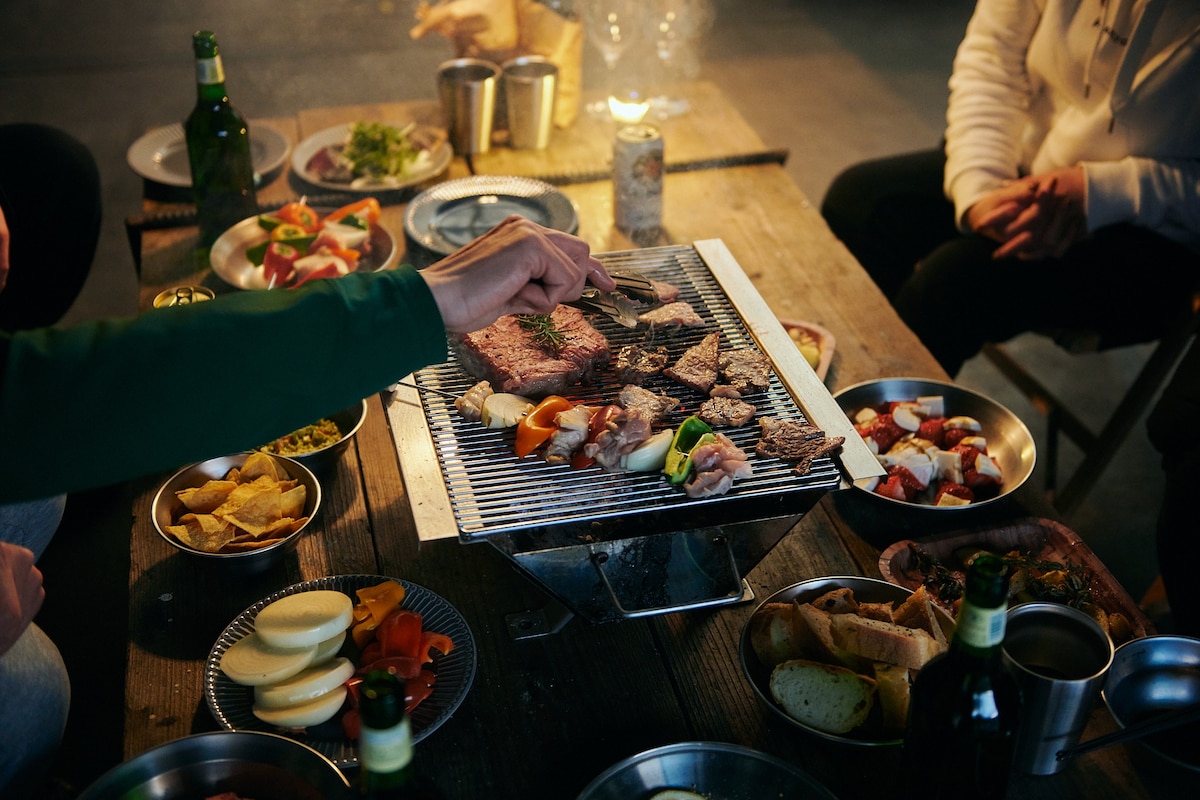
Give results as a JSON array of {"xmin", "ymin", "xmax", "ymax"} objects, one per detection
[{"xmin": 945, "ymin": 0, "xmax": 1200, "ymax": 253}]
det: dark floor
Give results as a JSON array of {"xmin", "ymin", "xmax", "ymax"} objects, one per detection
[{"xmin": 2, "ymin": 0, "xmax": 1176, "ymax": 794}]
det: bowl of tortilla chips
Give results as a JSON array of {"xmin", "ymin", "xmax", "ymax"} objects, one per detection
[{"xmin": 152, "ymin": 451, "xmax": 321, "ymax": 572}]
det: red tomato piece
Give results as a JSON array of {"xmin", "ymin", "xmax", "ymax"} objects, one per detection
[
  {"xmin": 875, "ymin": 476, "xmax": 909, "ymax": 501},
  {"xmin": 934, "ymin": 481, "xmax": 975, "ymax": 504},
  {"xmin": 864, "ymin": 414, "xmax": 905, "ymax": 452},
  {"xmin": 378, "ymin": 608, "xmax": 424, "ymax": 659},
  {"xmin": 917, "ymin": 418, "xmax": 946, "ymax": 447}
]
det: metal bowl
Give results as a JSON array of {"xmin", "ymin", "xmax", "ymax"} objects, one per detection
[
  {"xmin": 833, "ymin": 377, "xmax": 1036, "ymax": 511},
  {"xmin": 77, "ymin": 731, "xmax": 350, "ymax": 800},
  {"xmin": 1103, "ymin": 635, "xmax": 1200, "ymax": 777},
  {"xmin": 152, "ymin": 452, "xmax": 321, "ymax": 573},
  {"xmin": 739, "ymin": 575, "xmax": 954, "ymax": 747},
  {"xmin": 575, "ymin": 741, "xmax": 837, "ymax": 800},
  {"xmin": 258, "ymin": 399, "xmax": 368, "ymax": 473}
]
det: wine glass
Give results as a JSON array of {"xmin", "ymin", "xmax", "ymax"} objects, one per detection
[
  {"xmin": 578, "ymin": 1, "xmax": 650, "ymax": 120},
  {"xmin": 644, "ymin": 0, "xmax": 715, "ymax": 118}
]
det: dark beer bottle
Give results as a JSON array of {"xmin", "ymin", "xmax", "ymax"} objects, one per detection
[
  {"xmin": 185, "ymin": 30, "xmax": 257, "ymax": 248},
  {"xmin": 900, "ymin": 553, "xmax": 1021, "ymax": 799},
  {"xmin": 358, "ymin": 670, "xmax": 444, "ymax": 799}
]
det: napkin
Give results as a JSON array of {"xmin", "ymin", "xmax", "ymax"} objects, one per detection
[{"xmin": 411, "ymin": 0, "xmax": 583, "ymax": 128}]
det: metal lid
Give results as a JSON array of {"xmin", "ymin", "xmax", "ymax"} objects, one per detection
[
  {"xmin": 154, "ymin": 285, "xmax": 215, "ymax": 308},
  {"xmin": 616, "ymin": 123, "xmax": 662, "ymax": 143}
]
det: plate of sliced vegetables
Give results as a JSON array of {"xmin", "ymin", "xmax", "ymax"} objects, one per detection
[
  {"xmin": 292, "ymin": 121, "xmax": 452, "ymax": 193},
  {"xmin": 205, "ymin": 574, "xmax": 477, "ymax": 769},
  {"xmin": 777, "ymin": 319, "xmax": 835, "ymax": 383},
  {"xmin": 209, "ymin": 199, "xmax": 398, "ymax": 290}
]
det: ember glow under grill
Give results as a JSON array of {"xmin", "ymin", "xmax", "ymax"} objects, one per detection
[{"xmin": 410, "ymin": 244, "xmax": 843, "ymax": 541}]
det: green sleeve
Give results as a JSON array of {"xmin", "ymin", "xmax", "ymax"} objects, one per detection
[{"xmin": 0, "ymin": 267, "xmax": 446, "ymax": 502}]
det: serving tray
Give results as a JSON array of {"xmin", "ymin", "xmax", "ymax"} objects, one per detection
[{"xmin": 878, "ymin": 517, "xmax": 1153, "ymax": 640}]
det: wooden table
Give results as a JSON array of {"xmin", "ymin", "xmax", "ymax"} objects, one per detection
[{"xmin": 121, "ymin": 83, "xmax": 1181, "ymax": 799}]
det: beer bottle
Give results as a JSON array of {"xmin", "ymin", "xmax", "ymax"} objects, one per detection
[
  {"xmin": 185, "ymin": 30, "xmax": 257, "ymax": 248},
  {"xmin": 900, "ymin": 553, "xmax": 1021, "ymax": 799},
  {"xmin": 358, "ymin": 670, "xmax": 444, "ymax": 799}
]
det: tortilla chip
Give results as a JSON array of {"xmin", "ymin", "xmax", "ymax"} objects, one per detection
[
  {"xmin": 166, "ymin": 513, "xmax": 236, "ymax": 553},
  {"xmin": 280, "ymin": 485, "xmax": 307, "ymax": 519},
  {"xmin": 176, "ymin": 480, "xmax": 237, "ymax": 513},
  {"xmin": 222, "ymin": 485, "xmax": 283, "ymax": 536},
  {"xmin": 240, "ymin": 452, "xmax": 287, "ymax": 482},
  {"xmin": 221, "ymin": 537, "xmax": 286, "ymax": 552}
]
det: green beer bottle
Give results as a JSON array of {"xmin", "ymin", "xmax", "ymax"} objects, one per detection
[
  {"xmin": 358, "ymin": 670, "xmax": 445, "ymax": 799},
  {"xmin": 185, "ymin": 30, "xmax": 257, "ymax": 248}
]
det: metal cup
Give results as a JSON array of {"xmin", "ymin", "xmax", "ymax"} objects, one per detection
[
  {"xmin": 1002, "ymin": 602, "xmax": 1115, "ymax": 775},
  {"xmin": 436, "ymin": 58, "xmax": 499, "ymax": 154},
  {"xmin": 502, "ymin": 56, "xmax": 558, "ymax": 150}
]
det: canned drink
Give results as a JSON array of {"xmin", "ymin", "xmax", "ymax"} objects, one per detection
[
  {"xmin": 613, "ymin": 123, "xmax": 664, "ymax": 235},
  {"xmin": 153, "ymin": 285, "xmax": 215, "ymax": 308}
]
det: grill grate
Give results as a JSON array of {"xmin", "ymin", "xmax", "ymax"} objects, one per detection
[{"xmin": 410, "ymin": 244, "xmax": 842, "ymax": 540}]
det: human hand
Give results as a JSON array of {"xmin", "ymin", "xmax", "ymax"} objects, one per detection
[
  {"xmin": 420, "ymin": 215, "xmax": 614, "ymax": 333},
  {"xmin": 410, "ymin": 0, "xmax": 520, "ymax": 57},
  {"xmin": 0, "ymin": 203, "xmax": 10, "ymax": 295},
  {"xmin": 0, "ymin": 542, "xmax": 45, "ymax": 657},
  {"xmin": 966, "ymin": 166, "xmax": 1086, "ymax": 260}
]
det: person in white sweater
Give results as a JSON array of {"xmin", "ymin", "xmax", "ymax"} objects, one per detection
[{"xmin": 822, "ymin": 0, "xmax": 1200, "ymax": 376}]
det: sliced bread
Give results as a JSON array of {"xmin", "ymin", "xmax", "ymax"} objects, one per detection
[
  {"xmin": 872, "ymin": 662, "xmax": 912, "ymax": 733},
  {"xmin": 769, "ymin": 658, "xmax": 877, "ymax": 734},
  {"xmin": 829, "ymin": 613, "xmax": 946, "ymax": 670},
  {"xmin": 893, "ymin": 584, "xmax": 949, "ymax": 646},
  {"xmin": 748, "ymin": 602, "xmax": 802, "ymax": 667},
  {"xmin": 793, "ymin": 601, "xmax": 871, "ymax": 672}
]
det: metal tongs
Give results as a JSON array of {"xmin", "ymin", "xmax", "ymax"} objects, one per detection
[{"xmin": 566, "ymin": 270, "xmax": 659, "ymax": 328}]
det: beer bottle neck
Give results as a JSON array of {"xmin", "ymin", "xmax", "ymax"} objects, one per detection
[{"xmin": 195, "ymin": 55, "xmax": 228, "ymax": 102}]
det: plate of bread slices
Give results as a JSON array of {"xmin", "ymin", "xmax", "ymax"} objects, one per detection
[{"xmin": 739, "ymin": 576, "xmax": 955, "ymax": 745}]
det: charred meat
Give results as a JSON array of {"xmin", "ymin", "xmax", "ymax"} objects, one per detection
[
  {"xmin": 637, "ymin": 301, "xmax": 705, "ymax": 329},
  {"xmin": 698, "ymin": 396, "xmax": 757, "ymax": 428},
  {"xmin": 450, "ymin": 306, "xmax": 610, "ymax": 398},
  {"xmin": 613, "ymin": 344, "xmax": 670, "ymax": 385},
  {"xmin": 663, "ymin": 332, "xmax": 721, "ymax": 394},
  {"xmin": 617, "ymin": 384, "xmax": 681, "ymax": 424},
  {"xmin": 719, "ymin": 348, "xmax": 773, "ymax": 395},
  {"xmin": 756, "ymin": 416, "xmax": 845, "ymax": 475}
]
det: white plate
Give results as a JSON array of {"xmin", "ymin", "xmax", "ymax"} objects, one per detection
[
  {"xmin": 126, "ymin": 122, "xmax": 290, "ymax": 188},
  {"xmin": 209, "ymin": 211, "xmax": 399, "ymax": 290},
  {"xmin": 205, "ymin": 574, "xmax": 478, "ymax": 769},
  {"xmin": 404, "ymin": 175, "xmax": 579, "ymax": 258},
  {"xmin": 291, "ymin": 123, "xmax": 453, "ymax": 193}
]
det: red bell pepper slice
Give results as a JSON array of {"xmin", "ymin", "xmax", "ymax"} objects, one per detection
[
  {"xmin": 420, "ymin": 631, "xmax": 455, "ymax": 664},
  {"xmin": 378, "ymin": 608, "xmax": 424, "ymax": 659},
  {"xmin": 406, "ymin": 669, "xmax": 438, "ymax": 714},
  {"xmin": 262, "ymin": 241, "xmax": 299, "ymax": 286},
  {"xmin": 514, "ymin": 395, "xmax": 573, "ymax": 457},
  {"xmin": 359, "ymin": 654, "xmax": 423, "ymax": 681}
]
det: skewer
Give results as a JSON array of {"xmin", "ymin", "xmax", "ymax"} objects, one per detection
[{"xmin": 390, "ymin": 379, "xmax": 461, "ymax": 400}]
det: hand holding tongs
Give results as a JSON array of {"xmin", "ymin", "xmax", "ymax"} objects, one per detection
[{"xmin": 566, "ymin": 270, "xmax": 659, "ymax": 327}]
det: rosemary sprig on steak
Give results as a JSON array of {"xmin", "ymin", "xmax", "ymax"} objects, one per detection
[{"xmin": 517, "ymin": 314, "xmax": 566, "ymax": 353}]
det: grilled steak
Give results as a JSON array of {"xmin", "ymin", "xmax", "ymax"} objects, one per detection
[
  {"xmin": 637, "ymin": 301, "xmax": 704, "ymax": 329},
  {"xmin": 613, "ymin": 344, "xmax": 669, "ymax": 385},
  {"xmin": 663, "ymin": 332, "xmax": 720, "ymax": 393},
  {"xmin": 450, "ymin": 305, "xmax": 611, "ymax": 398},
  {"xmin": 617, "ymin": 384, "xmax": 681, "ymax": 423},
  {"xmin": 698, "ymin": 396, "xmax": 757, "ymax": 427},
  {"xmin": 719, "ymin": 348, "xmax": 773, "ymax": 395},
  {"xmin": 755, "ymin": 417, "xmax": 845, "ymax": 475}
]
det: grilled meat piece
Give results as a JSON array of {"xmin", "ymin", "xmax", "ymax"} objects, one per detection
[
  {"xmin": 544, "ymin": 405, "xmax": 594, "ymax": 465},
  {"xmin": 584, "ymin": 407, "xmax": 654, "ymax": 471},
  {"xmin": 454, "ymin": 380, "xmax": 493, "ymax": 422},
  {"xmin": 684, "ymin": 433, "xmax": 752, "ymax": 498},
  {"xmin": 450, "ymin": 306, "xmax": 610, "ymax": 398},
  {"xmin": 637, "ymin": 301, "xmax": 705, "ymax": 329},
  {"xmin": 719, "ymin": 348, "xmax": 773, "ymax": 395},
  {"xmin": 698, "ymin": 396, "xmax": 757, "ymax": 427},
  {"xmin": 649, "ymin": 279, "xmax": 680, "ymax": 303},
  {"xmin": 755, "ymin": 416, "xmax": 845, "ymax": 475},
  {"xmin": 663, "ymin": 332, "xmax": 720, "ymax": 394},
  {"xmin": 613, "ymin": 344, "xmax": 670, "ymax": 385},
  {"xmin": 617, "ymin": 384, "xmax": 680, "ymax": 424}
]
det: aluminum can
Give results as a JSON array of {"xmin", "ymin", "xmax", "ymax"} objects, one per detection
[
  {"xmin": 153, "ymin": 285, "xmax": 215, "ymax": 308},
  {"xmin": 613, "ymin": 124, "xmax": 664, "ymax": 234}
]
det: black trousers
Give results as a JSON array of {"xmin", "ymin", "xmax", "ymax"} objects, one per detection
[
  {"xmin": 0, "ymin": 124, "xmax": 101, "ymax": 333},
  {"xmin": 821, "ymin": 148, "xmax": 1199, "ymax": 376}
]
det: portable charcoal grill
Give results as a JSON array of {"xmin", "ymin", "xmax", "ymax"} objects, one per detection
[{"xmin": 385, "ymin": 240, "xmax": 881, "ymax": 634}]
